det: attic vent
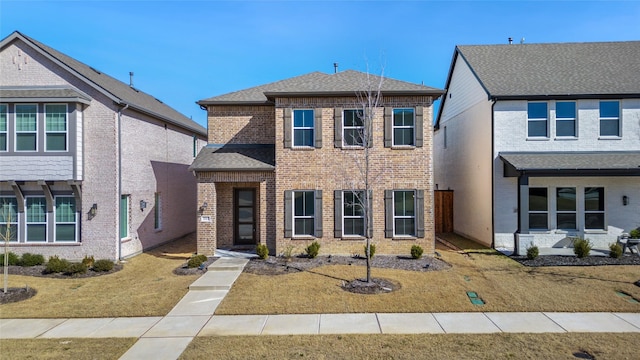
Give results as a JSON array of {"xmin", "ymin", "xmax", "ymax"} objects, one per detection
[
  {"xmin": 130, "ymin": 87, "xmax": 140, "ymax": 93},
  {"xmin": 155, "ymin": 98, "xmax": 163, "ymax": 104},
  {"xmin": 89, "ymin": 67, "xmax": 102, "ymax": 74}
]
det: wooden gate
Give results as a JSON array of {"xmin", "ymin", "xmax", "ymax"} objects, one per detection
[{"xmin": 434, "ymin": 190, "xmax": 453, "ymax": 233}]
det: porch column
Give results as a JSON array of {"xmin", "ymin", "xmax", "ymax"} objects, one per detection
[
  {"xmin": 197, "ymin": 181, "xmax": 217, "ymax": 256},
  {"xmin": 519, "ymin": 175, "xmax": 529, "ymax": 234},
  {"xmin": 259, "ymin": 180, "xmax": 267, "ymax": 247}
]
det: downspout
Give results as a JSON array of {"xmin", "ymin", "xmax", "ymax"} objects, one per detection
[
  {"xmin": 117, "ymin": 103, "xmax": 129, "ymax": 261},
  {"xmin": 490, "ymin": 99, "xmax": 496, "ymax": 249}
]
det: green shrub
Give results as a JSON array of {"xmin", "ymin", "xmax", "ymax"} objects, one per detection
[
  {"xmin": 410, "ymin": 245, "xmax": 423, "ymax": 259},
  {"xmin": 45, "ymin": 256, "xmax": 70, "ymax": 273},
  {"xmin": 630, "ymin": 229, "xmax": 640, "ymax": 239},
  {"xmin": 305, "ymin": 241, "xmax": 320, "ymax": 259},
  {"xmin": 526, "ymin": 245, "xmax": 539, "ymax": 260},
  {"xmin": 187, "ymin": 254, "xmax": 208, "ymax": 268},
  {"xmin": 282, "ymin": 245, "xmax": 294, "ymax": 259},
  {"xmin": 573, "ymin": 238, "xmax": 592, "ymax": 258},
  {"xmin": 256, "ymin": 244, "xmax": 269, "ymax": 259},
  {"xmin": 0, "ymin": 251, "xmax": 20, "ymax": 266},
  {"xmin": 65, "ymin": 262, "xmax": 87, "ymax": 275},
  {"xmin": 364, "ymin": 244, "xmax": 376, "ymax": 259},
  {"xmin": 82, "ymin": 255, "xmax": 95, "ymax": 268},
  {"xmin": 20, "ymin": 253, "xmax": 45, "ymax": 266},
  {"xmin": 609, "ymin": 243, "xmax": 623, "ymax": 258},
  {"xmin": 92, "ymin": 259, "xmax": 115, "ymax": 272}
]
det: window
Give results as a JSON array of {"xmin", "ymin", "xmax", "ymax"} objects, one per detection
[
  {"xmin": 154, "ymin": 192, "xmax": 162, "ymax": 230},
  {"xmin": 16, "ymin": 104, "xmax": 37, "ymax": 151},
  {"xmin": 393, "ymin": 108, "xmax": 414, "ymax": 146},
  {"xmin": 393, "ymin": 190, "xmax": 416, "ymax": 236},
  {"xmin": 343, "ymin": 109, "xmax": 364, "ymax": 146},
  {"xmin": 0, "ymin": 197, "xmax": 18, "ymax": 242},
  {"xmin": 599, "ymin": 101, "xmax": 620, "ymax": 137},
  {"xmin": 26, "ymin": 197, "xmax": 47, "ymax": 242},
  {"xmin": 343, "ymin": 190, "xmax": 365, "ymax": 236},
  {"xmin": 0, "ymin": 104, "xmax": 7, "ymax": 151},
  {"xmin": 293, "ymin": 191, "xmax": 315, "ymax": 236},
  {"xmin": 55, "ymin": 196, "xmax": 77, "ymax": 242},
  {"xmin": 528, "ymin": 188, "xmax": 548, "ymax": 230},
  {"xmin": 293, "ymin": 109, "xmax": 314, "ymax": 147},
  {"xmin": 556, "ymin": 187, "xmax": 577, "ymax": 230},
  {"xmin": 555, "ymin": 101, "xmax": 576, "ymax": 137},
  {"xmin": 120, "ymin": 195, "xmax": 129, "ymax": 239},
  {"xmin": 527, "ymin": 102, "xmax": 548, "ymax": 138},
  {"xmin": 45, "ymin": 104, "xmax": 67, "ymax": 151},
  {"xmin": 584, "ymin": 187, "xmax": 605, "ymax": 230}
]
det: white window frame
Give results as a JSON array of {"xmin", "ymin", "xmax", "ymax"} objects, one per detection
[
  {"xmin": 393, "ymin": 190, "xmax": 416, "ymax": 237},
  {"xmin": 343, "ymin": 109, "xmax": 364, "ymax": 147},
  {"xmin": 556, "ymin": 187, "xmax": 577, "ymax": 231},
  {"xmin": 54, "ymin": 195, "xmax": 78, "ymax": 242},
  {"xmin": 120, "ymin": 194, "xmax": 130, "ymax": 239},
  {"xmin": 0, "ymin": 104, "xmax": 7, "ymax": 152},
  {"xmin": 555, "ymin": 101, "xmax": 577, "ymax": 138},
  {"xmin": 25, "ymin": 196, "xmax": 47, "ymax": 242},
  {"xmin": 527, "ymin": 102, "xmax": 549, "ymax": 139},
  {"xmin": 584, "ymin": 187, "xmax": 605, "ymax": 230},
  {"xmin": 599, "ymin": 100, "xmax": 621, "ymax": 138},
  {"xmin": 45, "ymin": 103, "xmax": 68, "ymax": 152},
  {"xmin": 15, "ymin": 103, "xmax": 38, "ymax": 152},
  {"xmin": 392, "ymin": 108, "xmax": 415, "ymax": 146},
  {"xmin": 0, "ymin": 196, "xmax": 19, "ymax": 242},
  {"xmin": 292, "ymin": 190, "xmax": 315, "ymax": 236},
  {"xmin": 154, "ymin": 192, "xmax": 162, "ymax": 231},
  {"xmin": 343, "ymin": 190, "xmax": 365, "ymax": 237},
  {"xmin": 292, "ymin": 109, "xmax": 314, "ymax": 147}
]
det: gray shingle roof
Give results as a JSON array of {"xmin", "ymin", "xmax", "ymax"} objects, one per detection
[
  {"xmin": 1, "ymin": 31, "xmax": 206, "ymax": 136},
  {"xmin": 189, "ymin": 144, "xmax": 275, "ymax": 172},
  {"xmin": 0, "ymin": 86, "xmax": 92, "ymax": 104},
  {"xmin": 199, "ymin": 70, "xmax": 443, "ymax": 105},
  {"xmin": 457, "ymin": 41, "xmax": 640, "ymax": 98},
  {"xmin": 500, "ymin": 152, "xmax": 640, "ymax": 173}
]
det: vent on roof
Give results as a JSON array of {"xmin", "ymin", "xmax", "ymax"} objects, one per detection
[
  {"xmin": 129, "ymin": 71, "xmax": 134, "ymax": 87},
  {"xmin": 89, "ymin": 66, "xmax": 102, "ymax": 74},
  {"xmin": 155, "ymin": 98, "xmax": 163, "ymax": 104}
]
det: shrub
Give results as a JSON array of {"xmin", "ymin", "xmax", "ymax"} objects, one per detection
[
  {"xmin": 21, "ymin": 253, "xmax": 45, "ymax": 266},
  {"xmin": 0, "ymin": 251, "xmax": 20, "ymax": 266},
  {"xmin": 45, "ymin": 256, "xmax": 70, "ymax": 273},
  {"xmin": 92, "ymin": 259, "xmax": 115, "ymax": 272},
  {"xmin": 526, "ymin": 245, "xmax": 539, "ymax": 260},
  {"xmin": 282, "ymin": 245, "xmax": 294, "ymax": 259},
  {"xmin": 410, "ymin": 245, "xmax": 423, "ymax": 259},
  {"xmin": 187, "ymin": 254, "xmax": 208, "ymax": 268},
  {"xmin": 609, "ymin": 243, "xmax": 623, "ymax": 258},
  {"xmin": 65, "ymin": 262, "xmax": 87, "ymax": 275},
  {"xmin": 305, "ymin": 241, "xmax": 320, "ymax": 259},
  {"xmin": 82, "ymin": 255, "xmax": 95, "ymax": 268},
  {"xmin": 256, "ymin": 244, "xmax": 269, "ymax": 259},
  {"xmin": 573, "ymin": 238, "xmax": 592, "ymax": 258},
  {"xmin": 364, "ymin": 244, "xmax": 376, "ymax": 259},
  {"xmin": 630, "ymin": 229, "xmax": 640, "ymax": 239}
]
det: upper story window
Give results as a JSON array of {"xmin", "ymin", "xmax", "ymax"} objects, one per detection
[
  {"xmin": 293, "ymin": 109, "xmax": 314, "ymax": 147},
  {"xmin": 15, "ymin": 104, "xmax": 38, "ymax": 151},
  {"xmin": 0, "ymin": 104, "xmax": 7, "ymax": 151},
  {"xmin": 343, "ymin": 109, "xmax": 364, "ymax": 147},
  {"xmin": 392, "ymin": 108, "xmax": 415, "ymax": 146},
  {"xmin": 555, "ymin": 101, "xmax": 576, "ymax": 137},
  {"xmin": 45, "ymin": 104, "xmax": 68, "ymax": 151},
  {"xmin": 599, "ymin": 101, "xmax": 620, "ymax": 137},
  {"xmin": 527, "ymin": 102, "xmax": 548, "ymax": 138}
]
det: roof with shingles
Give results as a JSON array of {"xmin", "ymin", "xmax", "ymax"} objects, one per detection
[
  {"xmin": 198, "ymin": 70, "xmax": 443, "ymax": 105},
  {"xmin": 189, "ymin": 145, "xmax": 275, "ymax": 172},
  {"xmin": 0, "ymin": 31, "xmax": 206, "ymax": 136},
  {"xmin": 499, "ymin": 152, "xmax": 640, "ymax": 172},
  {"xmin": 456, "ymin": 41, "xmax": 640, "ymax": 98},
  {"xmin": 0, "ymin": 86, "xmax": 92, "ymax": 104}
]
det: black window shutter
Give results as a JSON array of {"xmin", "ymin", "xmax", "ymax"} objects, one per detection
[
  {"xmin": 334, "ymin": 190, "xmax": 342, "ymax": 238},
  {"xmin": 367, "ymin": 190, "xmax": 374, "ymax": 238},
  {"xmin": 416, "ymin": 190, "xmax": 425, "ymax": 238},
  {"xmin": 384, "ymin": 107, "xmax": 393, "ymax": 148},
  {"xmin": 284, "ymin": 108, "xmax": 292, "ymax": 148},
  {"xmin": 334, "ymin": 107, "xmax": 342, "ymax": 148},
  {"xmin": 314, "ymin": 109, "xmax": 322, "ymax": 148},
  {"xmin": 384, "ymin": 190, "xmax": 393, "ymax": 238},
  {"xmin": 284, "ymin": 190, "xmax": 292, "ymax": 238},
  {"xmin": 415, "ymin": 107, "xmax": 424, "ymax": 148},
  {"xmin": 315, "ymin": 190, "xmax": 323, "ymax": 238}
]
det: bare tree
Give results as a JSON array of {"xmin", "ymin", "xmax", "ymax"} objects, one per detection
[{"xmin": 1, "ymin": 199, "xmax": 17, "ymax": 293}]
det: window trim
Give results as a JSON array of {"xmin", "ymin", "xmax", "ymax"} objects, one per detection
[
  {"xmin": 45, "ymin": 103, "xmax": 68, "ymax": 152},
  {"xmin": 0, "ymin": 196, "xmax": 19, "ymax": 242},
  {"xmin": 25, "ymin": 196, "xmax": 47, "ymax": 242},
  {"xmin": 292, "ymin": 109, "xmax": 315, "ymax": 148},
  {"xmin": 528, "ymin": 187, "xmax": 549, "ymax": 231},
  {"xmin": 292, "ymin": 190, "xmax": 315, "ymax": 237},
  {"xmin": 120, "ymin": 195, "xmax": 130, "ymax": 239},
  {"xmin": 0, "ymin": 104, "xmax": 7, "ymax": 152},
  {"xmin": 392, "ymin": 108, "xmax": 415, "ymax": 147},
  {"xmin": 342, "ymin": 190, "xmax": 366, "ymax": 238},
  {"xmin": 556, "ymin": 187, "xmax": 577, "ymax": 231},
  {"xmin": 154, "ymin": 192, "xmax": 162, "ymax": 231},
  {"xmin": 584, "ymin": 187, "xmax": 605, "ymax": 230},
  {"xmin": 342, "ymin": 109, "xmax": 365, "ymax": 148},
  {"xmin": 598, "ymin": 100, "xmax": 621, "ymax": 138},
  {"xmin": 527, "ymin": 102, "xmax": 549, "ymax": 139},
  {"xmin": 15, "ymin": 103, "xmax": 38, "ymax": 152},
  {"xmin": 392, "ymin": 190, "xmax": 416, "ymax": 237},
  {"xmin": 554, "ymin": 101, "xmax": 577, "ymax": 138},
  {"xmin": 54, "ymin": 195, "xmax": 78, "ymax": 242}
]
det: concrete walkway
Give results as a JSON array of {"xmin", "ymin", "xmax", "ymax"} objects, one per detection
[{"xmin": 1, "ymin": 255, "xmax": 640, "ymax": 360}]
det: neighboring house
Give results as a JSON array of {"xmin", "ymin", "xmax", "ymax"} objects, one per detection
[
  {"xmin": 434, "ymin": 41, "xmax": 640, "ymax": 254},
  {"xmin": 191, "ymin": 70, "xmax": 443, "ymax": 256},
  {"xmin": 0, "ymin": 31, "xmax": 207, "ymax": 261}
]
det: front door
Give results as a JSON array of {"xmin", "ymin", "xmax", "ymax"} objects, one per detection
[{"xmin": 234, "ymin": 188, "xmax": 256, "ymax": 245}]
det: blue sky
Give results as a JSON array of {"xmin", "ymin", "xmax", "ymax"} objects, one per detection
[{"xmin": 1, "ymin": 1, "xmax": 640, "ymax": 127}]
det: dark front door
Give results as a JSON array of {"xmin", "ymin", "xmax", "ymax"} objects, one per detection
[{"xmin": 234, "ymin": 188, "xmax": 256, "ymax": 245}]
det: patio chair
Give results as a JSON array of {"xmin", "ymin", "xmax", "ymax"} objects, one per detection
[{"xmin": 617, "ymin": 234, "xmax": 640, "ymax": 255}]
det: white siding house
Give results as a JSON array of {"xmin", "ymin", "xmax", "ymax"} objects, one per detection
[{"xmin": 434, "ymin": 41, "xmax": 640, "ymax": 253}]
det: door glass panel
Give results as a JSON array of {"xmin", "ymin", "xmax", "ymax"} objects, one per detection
[
  {"xmin": 238, "ymin": 224, "xmax": 253, "ymax": 240},
  {"xmin": 238, "ymin": 208, "xmax": 253, "ymax": 223},
  {"xmin": 238, "ymin": 191, "xmax": 253, "ymax": 206}
]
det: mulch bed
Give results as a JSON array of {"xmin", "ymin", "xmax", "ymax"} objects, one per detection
[
  {"xmin": 342, "ymin": 277, "xmax": 401, "ymax": 294},
  {"xmin": 0, "ymin": 287, "xmax": 37, "ymax": 304},
  {"xmin": 173, "ymin": 257, "xmax": 218, "ymax": 276},
  {"xmin": 5, "ymin": 264, "xmax": 122, "ymax": 278},
  {"xmin": 512, "ymin": 254, "xmax": 640, "ymax": 267}
]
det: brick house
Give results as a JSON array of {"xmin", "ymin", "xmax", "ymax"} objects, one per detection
[
  {"xmin": 191, "ymin": 70, "xmax": 443, "ymax": 256},
  {"xmin": 434, "ymin": 41, "xmax": 640, "ymax": 254},
  {"xmin": 0, "ymin": 31, "xmax": 207, "ymax": 261}
]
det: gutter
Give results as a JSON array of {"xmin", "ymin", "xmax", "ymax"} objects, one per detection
[
  {"xmin": 490, "ymin": 99, "xmax": 496, "ymax": 249},
  {"xmin": 117, "ymin": 103, "xmax": 129, "ymax": 261}
]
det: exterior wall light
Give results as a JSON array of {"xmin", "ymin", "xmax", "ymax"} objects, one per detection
[
  {"xmin": 199, "ymin": 201, "xmax": 208, "ymax": 213},
  {"xmin": 140, "ymin": 200, "xmax": 147, "ymax": 211},
  {"xmin": 90, "ymin": 203, "xmax": 98, "ymax": 217},
  {"xmin": 623, "ymin": 195, "xmax": 629, "ymax": 206}
]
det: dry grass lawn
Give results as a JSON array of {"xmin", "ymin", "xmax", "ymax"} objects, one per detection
[
  {"xmin": 1, "ymin": 234, "xmax": 199, "ymax": 318},
  {"xmin": 216, "ymin": 233, "xmax": 640, "ymax": 314},
  {"xmin": 0, "ymin": 338, "xmax": 136, "ymax": 360},
  {"xmin": 180, "ymin": 333, "xmax": 638, "ymax": 360}
]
